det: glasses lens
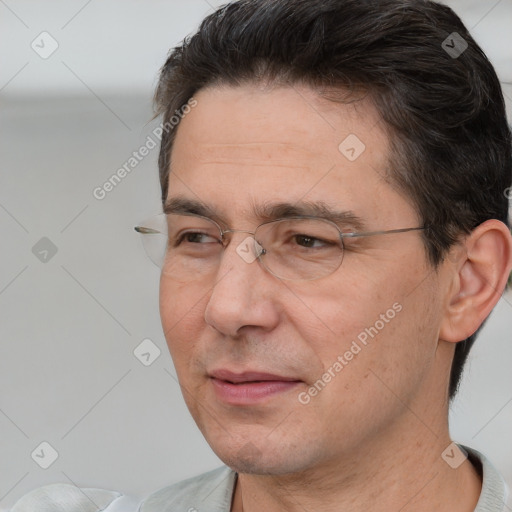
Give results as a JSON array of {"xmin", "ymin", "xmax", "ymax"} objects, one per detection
[
  {"xmin": 136, "ymin": 215, "xmax": 168, "ymax": 267},
  {"xmin": 149, "ymin": 214, "xmax": 223, "ymax": 277},
  {"xmin": 257, "ymin": 218, "xmax": 344, "ymax": 280}
]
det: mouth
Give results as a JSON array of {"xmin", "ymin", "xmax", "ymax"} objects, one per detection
[{"xmin": 209, "ymin": 369, "xmax": 302, "ymax": 405}]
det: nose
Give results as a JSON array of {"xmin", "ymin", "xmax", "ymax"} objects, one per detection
[{"xmin": 203, "ymin": 233, "xmax": 280, "ymax": 337}]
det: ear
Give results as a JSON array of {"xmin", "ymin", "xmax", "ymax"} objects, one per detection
[{"xmin": 440, "ymin": 219, "xmax": 512, "ymax": 343}]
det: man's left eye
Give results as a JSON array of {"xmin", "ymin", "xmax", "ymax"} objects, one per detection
[{"xmin": 293, "ymin": 235, "xmax": 332, "ymax": 248}]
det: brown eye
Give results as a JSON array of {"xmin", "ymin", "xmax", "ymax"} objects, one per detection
[
  {"xmin": 293, "ymin": 234, "xmax": 331, "ymax": 248},
  {"xmin": 182, "ymin": 232, "xmax": 213, "ymax": 244}
]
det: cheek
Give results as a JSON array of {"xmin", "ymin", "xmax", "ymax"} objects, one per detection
[
  {"xmin": 159, "ymin": 276, "xmax": 206, "ymax": 370},
  {"xmin": 285, "ymin": 269, "xmax": 396, "ymax": 350},
  {"xmin": 287, "ymin": 254, "xmax": 438, "ymax": 386}
]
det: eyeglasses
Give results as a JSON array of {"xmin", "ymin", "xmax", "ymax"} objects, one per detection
[{"xmin": 135, "ymin": 213, "xmax": 424, "ymax": 281}]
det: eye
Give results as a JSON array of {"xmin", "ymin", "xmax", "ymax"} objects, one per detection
[
  {"xmin": 293, "ymin": 234, "xmax": 333, "ymax": 249},
  {"xmin": 184, "ymin": 232, "xmax": 216, "ymax": 243},
  {"xmin": 175, "ymin": 231, "xmax": 220, "ymax": 246}
]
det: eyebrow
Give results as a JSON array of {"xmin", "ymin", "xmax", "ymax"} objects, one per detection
[{"xmin": 163, "ymin": 195, "xmax": 367, "ymax": 231}]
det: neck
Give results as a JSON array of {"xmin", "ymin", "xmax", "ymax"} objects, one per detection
[{"xmin": 231, "ymin": 409, "xmax": 481, "ymax": 512}]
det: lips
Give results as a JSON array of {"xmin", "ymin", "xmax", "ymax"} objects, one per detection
[
  {"xmin": 209, "ymin": 369, "xmax": 302, "ymax": 405},
  {"xmin": 210, "ymin": 369, "xmax": 299, "ymax": 383}
]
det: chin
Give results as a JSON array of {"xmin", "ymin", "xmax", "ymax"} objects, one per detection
[
  {"xmin": 224, "ymin": 456, "xmax": 298, "ymax": 476},
  {"xmin": 211, "ymin": 437, "xmax": 320, "ymax": 476}
]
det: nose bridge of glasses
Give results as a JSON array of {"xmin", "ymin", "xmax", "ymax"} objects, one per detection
[
  {"xmin": 220, "ymin": 227, "xmax": 259, "ymax": 250},
  {"xmin": 221, "ymin": 227, "xmax": 257, "ymax": 238},
  {"xmin": 219, "ymin": 227, "xmax": 266, "ymax": 266}
]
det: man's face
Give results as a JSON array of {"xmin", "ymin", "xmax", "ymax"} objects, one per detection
[{"xmin": 160, "ymin": 84, "xmax": 449, "ymax": 475}]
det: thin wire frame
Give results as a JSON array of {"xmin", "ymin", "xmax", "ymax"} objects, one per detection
[{"xmin": 135, "ymin": 213, "xmax": 425, "ymax": 281}]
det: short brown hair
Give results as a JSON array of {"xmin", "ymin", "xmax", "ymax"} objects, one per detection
[{"xmin": 153, "ymin": 0, "xmax": 512, "ymax": 398}]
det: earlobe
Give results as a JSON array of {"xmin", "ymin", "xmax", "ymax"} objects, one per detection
[{"xmin": 440, "ymin": 219, "xmax": 512, "ymax": 343}]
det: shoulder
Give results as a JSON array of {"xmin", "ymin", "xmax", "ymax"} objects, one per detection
[
  {"xmin": 462, "ymin": 445, "xmax": 510, "ymax": 512},
  {"xmin": 9, "ymin": 483, "xmax": 139, "ymax": 512},
  {"xmin": 140, "ymin": 466, "xmax": 236, "ymax": 512}
]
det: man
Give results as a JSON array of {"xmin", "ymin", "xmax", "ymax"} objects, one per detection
[
  {"xmin": 133, "ymin": 0, "xmax": 512, "ymax": 511},
  {"xmin": 10, "ymin": 0, "xmax": 510, "ymax": 511}
]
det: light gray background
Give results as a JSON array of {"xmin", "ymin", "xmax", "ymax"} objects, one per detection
[{"xmin": 1, "ymin": 0, "xmax": 511, "ymax": 509}]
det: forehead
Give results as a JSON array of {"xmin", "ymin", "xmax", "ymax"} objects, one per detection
[
  {"xmin": 167, "ymin": 84, "xmax": 415, "ymax": 227},
  {"xmin": 172, "ymin": 83, "xmax": 386, "ymax": 165}
]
